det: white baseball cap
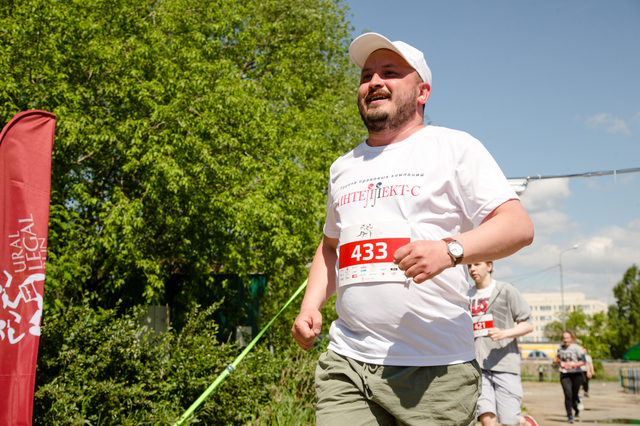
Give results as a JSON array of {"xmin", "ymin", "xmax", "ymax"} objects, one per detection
[{"xmin": 349, "ymin": 32, "xmax": 432, "ymax": 86}]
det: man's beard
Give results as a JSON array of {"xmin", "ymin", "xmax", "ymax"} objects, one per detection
[{"xmin": 358, "ymin": 89, "xmax": 418, "ymax": 133}]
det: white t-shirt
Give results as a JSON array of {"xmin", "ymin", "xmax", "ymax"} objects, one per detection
[
  {"xmin": 323, "ymin": 125, "xmax": 517, "ymax": 366},
  {"xmin": 469, "ymin": 280, "xmax": 497, "ymax": 317}
]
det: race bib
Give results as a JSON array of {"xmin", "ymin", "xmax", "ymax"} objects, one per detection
[
  {"xmin": 472, "ymin": 314, "xmax": 494, "ymax": 337},
  {"xmin": 338, "ymin": 221, "xmax": 410, "ymax": 287}
]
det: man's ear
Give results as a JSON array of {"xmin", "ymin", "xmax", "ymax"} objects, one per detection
[{"xmin": 417, "ymin": 81, "xmax": 431, "ymax": 106}]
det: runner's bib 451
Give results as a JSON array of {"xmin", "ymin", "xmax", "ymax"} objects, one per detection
[
  {"xmin": 472, "ymin": 314, "xmax": 494, "ymax": 338},
  {"xmin": 338, "ymin": 221, "xmax": 410, "ymax": 287}
]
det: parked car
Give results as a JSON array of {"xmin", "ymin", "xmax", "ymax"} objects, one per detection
[{"xmin": 527, "ymin": 350, "xmax": 550, "ymax": 359}]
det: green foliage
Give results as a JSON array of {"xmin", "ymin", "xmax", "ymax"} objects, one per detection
[
  {"xmin": 592, "ymin": 360, "xmax": 605, "ymax": 378},
  {"xmin": 34, "ymin": 302, "xmax": 319, "ymax": 425},
  {"xmin": 608, "ymin": 265, "xmax": 640, "ymax": 359},
  {"xmin": 544, "ymin": 308, "xmax": 588, "ymax": 342},
  {"xmin": 580, "ymin": 311, "xmax": 611, "ymax": 359},
  {"xmin": 0, "ymin": 0, "xmax": 363, "ymax": 343},
  {"xmin": 3, "ymin": 2, "xmax": 362, "ymax": 420},
  {"xmin": 543, "ymin": 264, "xmax": 640, "ymax": 359},
  {"xmin": 543, "ymin": 309, "xmax": 611, "ymax": 359},
  {"xmin": 203, "ymin": 344, "xmax": 319, "ymax": 426}
]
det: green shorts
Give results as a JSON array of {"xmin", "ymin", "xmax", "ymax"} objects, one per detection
[{"xmin": 315, "ymin": 350, "xmax": 481, "ymax": 426}]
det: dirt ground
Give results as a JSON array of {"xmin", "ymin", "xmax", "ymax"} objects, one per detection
[{"xmin": 518, "ymin": 380, "xmax": 640, "ymax": 425}]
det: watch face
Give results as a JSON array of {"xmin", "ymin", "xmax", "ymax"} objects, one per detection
[{"xmin": 449, "ymin": 242, "xmax": 463, "ymax": 257}]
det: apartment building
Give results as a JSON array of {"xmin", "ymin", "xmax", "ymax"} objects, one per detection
[{"xmin": 519, "ymin": 292, "xmax": 608, "ymax": 343}]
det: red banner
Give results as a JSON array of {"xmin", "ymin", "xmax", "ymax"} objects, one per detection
[{"xmin": 0, "ymin": 110, "xmax": 56, "ymax": 426}]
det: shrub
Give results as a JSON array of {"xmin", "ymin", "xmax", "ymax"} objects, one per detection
[{"xmin": 34, "ymin": 301, "xmax": 319, "ymax": 425}]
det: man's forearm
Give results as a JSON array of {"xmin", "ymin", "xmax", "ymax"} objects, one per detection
[
  {"xmin": 299, "ymin": 235, "xmax": 338, "ymax": 312},
  {"xmin": 393, "ymin": 199, "xmax": 533, "ymax": 284},
  {"xmin": 292, "ymin": 236, "xmax": 339, "ymax": 350}
]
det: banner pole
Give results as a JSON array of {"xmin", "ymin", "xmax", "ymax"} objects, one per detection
[{"xmin": 173, "ymin": 278, "xmax": 308, "ymax": 426}]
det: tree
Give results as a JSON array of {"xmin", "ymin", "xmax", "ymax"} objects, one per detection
[
  {"xmin": 544, "ymin": 308, "xmax": 589, "ymax": 342},
  {"xmin": 544, "ymin": 265, "xmax": 640, "ymax": 359},
  {"xmin": 0, "ymin": 0, "xmax": 363, "ymax": 342},
  {"xmin": 608, "ymin": 265, "xmax": 640, "ymax": 358},
  {"xmin": 543, "ymin": 309, "xmax": 611, "ymax": 359},
  {"xmin": 580, "ymin": 311, "xmax": 611, "ymax": 359},
  {"xmin": 34, "ymin": 301, "xmax": 320, "ymax": 425}
]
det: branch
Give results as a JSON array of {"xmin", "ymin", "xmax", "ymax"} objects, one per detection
[{"xmin": 77, "ymin": 152, "xmax": 95, "ymax": 164}]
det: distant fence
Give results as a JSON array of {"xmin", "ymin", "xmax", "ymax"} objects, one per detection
[
  {"xmin": 620, "ymin": 369, "xmax": 640, "ymax": 394},
  {"xmin": 522, "ymin": 360, "xmax": 640, "ymax": 383}
]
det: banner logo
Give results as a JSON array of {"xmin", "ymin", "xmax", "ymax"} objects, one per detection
[{"xmin": 0, "ymin": 271, "xmax": 44, "ymax": 343}]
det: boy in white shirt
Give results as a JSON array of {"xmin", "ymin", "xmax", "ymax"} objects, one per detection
[{"xmin": 469, "ymin": 261, "xmax": 538, "ymax": 426}]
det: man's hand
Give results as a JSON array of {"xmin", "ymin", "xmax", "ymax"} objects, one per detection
[
  {"xmin": 292, "ymin": 308, "xmax": 323, "ymax": 351},
  {"xmin": 393, "ymin": 240, "xmax": 453, "ymax": 283},
  {"xmin": 487, "ymin": 328, "xmax": 508, "ymax": 341}
]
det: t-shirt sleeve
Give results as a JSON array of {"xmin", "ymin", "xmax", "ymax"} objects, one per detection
[
  {"xmin": 508, "ymin": 285, "xmax": 532, "ymax": 323},
  {"xmin": 453, "ymin": 137, "xmax": 518, "ymax": 227},
  {"xmin": 322, "ymin": 175, "xmax": 340, "ymax": 239}
]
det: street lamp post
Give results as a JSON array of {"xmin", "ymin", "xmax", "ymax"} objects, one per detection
[{"xmin": 559, "ymin": 244, "xmax": 579, "ymax": 331}]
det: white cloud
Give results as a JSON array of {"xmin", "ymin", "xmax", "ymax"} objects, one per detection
[
  {"xmin": 497, "ymin": 218, "xmax": 640, "ymax": 303},
  {"xmin": 544, "ymin": 221, "xmax": 640, "ymax": 274},
  {"xmin": 519, "ymin": 179, "xmax": 571, "ymax": 212},
  {"xmin": 493, "ymin": 264, "xmax": 513, "ymax": 278},
  {"xmin": 584, "ymin": 172, "xmax": 635, "ymax": 190},
  {"xmin": 529, "ymin": 209, "xmax": 573, "ymax": 236},
  {"xmin": 582, "ymin": 236, "xmax": 612, "ymax": 257},
  {"xmin": 584, "ymin": 219, "xmax": 640, "ymax": 270},
  {"xmin": 585, "ymin": 112, "xmax": 631, "ymax": 136}
]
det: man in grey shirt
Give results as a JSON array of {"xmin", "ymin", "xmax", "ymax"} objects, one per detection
[{"xmin": 468, "ymin": 261, "xmax": 538, "ymax": 426}]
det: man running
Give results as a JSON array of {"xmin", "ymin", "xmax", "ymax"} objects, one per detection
[{"xmin": 292, "ymin": 32, "xmax": 534, "ymax": 425}]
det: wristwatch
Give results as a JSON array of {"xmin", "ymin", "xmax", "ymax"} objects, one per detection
[{"xmin": 443, "ymin": 238, "xmax": 464, "ymax": 266}]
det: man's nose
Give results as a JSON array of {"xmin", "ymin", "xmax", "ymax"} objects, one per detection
[{"xmin": 369, "ymin": 72, "xmax": 384, "ymax": 87}]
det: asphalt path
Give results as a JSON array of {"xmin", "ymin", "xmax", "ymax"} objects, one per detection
[{"xmin": 518, "ymin": 380, "xmax": 640, "ymax": 425}]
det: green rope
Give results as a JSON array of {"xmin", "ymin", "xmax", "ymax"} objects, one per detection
[{"xmin": 173, "ymin": 279, "xmax": 308, "ymax": 426}]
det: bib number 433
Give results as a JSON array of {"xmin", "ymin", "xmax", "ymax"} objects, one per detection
[
  {"xmin": 339, "ymin": 238, "xmax": 408, "ymax": 269},
  {"xmin": 337, "ymin": 221, "xmax": 411, "ymax": 286},
  {"xmin": 350, "ymin": 242, "xmax": 387, "ymax": 262}
]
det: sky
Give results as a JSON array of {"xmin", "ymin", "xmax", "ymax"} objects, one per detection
[{"xmin": 343, "ymin": 0, "xmax": 640, "ymax": 304}]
